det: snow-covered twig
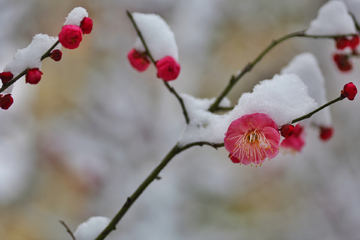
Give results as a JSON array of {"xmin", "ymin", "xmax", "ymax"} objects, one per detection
[
  {"xmin": 126, "ymin": 10, "xmax": 190, "ymax": 124},
  {"xmin": 207, "ymin": 30, "xmax": 356, "ymax": 113},
  {"xmin": 0, "ymin": 40, "xmax": 60, "ymax": 94},
  {"xmin": 94, "ymin": 140, "xmax": 221, "ymax": 240}
]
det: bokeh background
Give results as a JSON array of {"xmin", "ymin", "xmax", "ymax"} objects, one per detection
[{"xmin": 2, "ymin": 0, "xmax": 360, "ymax": 239}]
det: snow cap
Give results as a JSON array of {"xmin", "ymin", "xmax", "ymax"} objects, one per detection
[
  {"xmin": 74, "ymin": 216, "xmax": 111, "ymax": 240},
  {"xmin": 281, "ymin": 53, "xmax": 331, "ymax": 126},
  {"xmin": 64, "ymin": 7, "xmax": 89, "ymax": 26},
  {"xmin": 306, "ymin": 1, "xmax": 356, "ymax": 35},
  {"xmin": 133, "ymin": 12, "xmax": 179, "ymax": 61}
]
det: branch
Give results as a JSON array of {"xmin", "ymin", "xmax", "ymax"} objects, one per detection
[
  {"xmin": 291, "ymin": 96, "xmax": 343, "ymax": 124},
  {"xmin": 95, "ymin": 140, "xmax": 223, "ymax": 240},
  {"xmin": 350, "ymin": 12, "xmax": 360, "ymax": 32},
  {"xmin": 59, "ymin": 220, "xmax": 76, "ymax": 240},
  {"xmin": 207, "ymin": 30, "xmax": 356, "ymax": 112},
  {"xmin": 0, "ymin": 40, "xmax": 60, "ymax": 94},
  {"xmin": 126, "ymin": 10, "xmax": 190, "ymax": 124}
]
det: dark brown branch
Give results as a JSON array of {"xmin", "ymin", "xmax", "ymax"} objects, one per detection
[
  {"xmin": 59, "ymin": 220, "xmax": 76, "ymax": 240},
  {"xmin": 126, "ymin": 10, "xmax": 190, "ymax": 124}
]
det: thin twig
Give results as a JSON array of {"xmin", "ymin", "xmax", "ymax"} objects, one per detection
[
  {"xmin": 59, "ymin": 220, "xmax": 76, "ymax": 240},
  {"xmin": 0, "ymin": 40, "xmax": 60, "ymax": 94},
  {"xmin": 349, "ymin": 12, "xmax": 360, "ymax": 32},
  {"xmin": 207, "ymin": 30, "xmax": 355, "ymax": 112},
  {"xmin": 126, "ymin": 10, "xmax": 190, "ymax": 124},
  {"xmin": 41, "ymin": 39, "xmax": 60, "ymax": 61},
  {"xmin": 95, "ymin": 140, "xmax": 223, "ymax": 240},
  {"xmin": 291, "ymin": 96, "xmax": 343, "ymax": 124}
]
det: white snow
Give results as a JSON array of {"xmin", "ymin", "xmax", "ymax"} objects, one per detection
[
  {"xmin": 230, "ymin": 74, "xmax": 318, "ymax": 126},
  {"xmin": 335, "ymin": 0, "xmax": 360, "ymax": 25},
  {"xmin": 74, "ymin": 216, "xmax": 111, "ymax": 240},
  {"xmin": 178, "ymin": 74, "xmax": 317, "ymax": 146},
  {"xmin": 63, "ymin": 7, "xmax": 88, "ymax": 26},
  {"xmin": 2, "ymin": 34, "xmax": 61, "ymax": 94},
  {"xmin": 306, "ymin": 1, "xmax": 356, "ymax": 35},
  {"xmin": 178, "ymin": 94, "xmax": 231, "ymax": 145},
  {"xmin": 133, "ymin": 12, "xmax": 179, "ymax": 61},
  {"xmin": 281, "ymin": 53, "xmax": 332, "ymax": 127}
]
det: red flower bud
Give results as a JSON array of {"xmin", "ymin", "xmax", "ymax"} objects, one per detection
[
  {"xmin": 0, "ymin": 72, "xmax": 14, "ymax": 84},
  {"xmin": 58, "ymin": 25, "xmax": 83, "ymax": 49},
  {"xmin": 0, "ymin": 94, "xmax": 14, "ymax": 110},
  {"xmin": 156, "ymin": 56, "xmax": 181, "ymax": 81},
  {"xmin": 127, "ymin": 49, "xmax": 150, "ymax": 72},
  {"xmin": 80, "ymin": 17, "xmax": 93, "ymax": 34},
  {"xmin": 341, "ymin": 82, "xmax": 357, "ymax": 100},
  {"xmin": 26, "ymin": 68, "xmax": 43, "ymax": 84},
  {"xmin": 319, "ymin": 126, "xmax": 333, "ymax": 141},
  {"xmin": 50, "ymin": 49, "xmax": 62, "ymax": 61},
  {"xmin": 335, "ymin": 37, "xmax": 349, "ymax": 50},
  {"xmin": 333, "ymin": 54, "xmax": 352, "ymax": 72},
  {"xmin": 280, "ymin": 124, "xmax": 295, "ymax": 138},
  {"xmin": 349, "ymin": 35, "xmax": 360, "ymax": 49}
]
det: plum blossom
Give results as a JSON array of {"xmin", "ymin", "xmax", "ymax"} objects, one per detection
[
  {"xmin": 224, "ymin": 113, "xmax": 280, "ymax": 166},
  {"xmin": 280, "ymin": 124, "xmax": 305, "ymax": 153}
]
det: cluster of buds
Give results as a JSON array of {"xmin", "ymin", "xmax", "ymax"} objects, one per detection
[
  {"xmin": 58, "ymin": 16, "xmax": 93, "ymax": 49},
  {"xmin": 0, "ymin": 12, "xmax": 93, "ymax": 110},
  {"xmin": 127, "ymin": 49, "xmax": 181, "ymax": 81},
  {"xmin": 332, "ymin": 35, "xmax": 359, "ymax": 72}
]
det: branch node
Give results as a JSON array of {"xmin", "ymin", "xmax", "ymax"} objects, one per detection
[{"xmin": 59, "ymin": 220, "xmax": 76, "ymax": 240}]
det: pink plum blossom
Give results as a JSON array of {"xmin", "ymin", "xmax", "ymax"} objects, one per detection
[
  {"xmin": 224, "ymin": 113, "xmax": 280, "ymax": 166},
  {"xmin": 280, "ymin": 124, "xmax": 305, "ymax": 153}
]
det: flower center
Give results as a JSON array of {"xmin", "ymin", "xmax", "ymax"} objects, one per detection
[{"xmin": 231, "ymin": 129, "xmax": 273, "ymax": 165}]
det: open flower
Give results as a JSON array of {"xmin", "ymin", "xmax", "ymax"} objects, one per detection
[
  {"xmin": 280, "ymin": 124, "xmax": 305, "ymax": 153},
  {"xmin": 224, "ymin": 113, "xmax": 280, "ymax": 166}
]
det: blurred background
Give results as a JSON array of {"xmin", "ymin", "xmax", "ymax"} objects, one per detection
[{"xmin": 2, "ymin": 0, "xmax": 360, "ymax": 239}]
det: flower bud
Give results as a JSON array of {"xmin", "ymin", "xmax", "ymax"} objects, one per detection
[
  {"xmin": 349, "ymin": 35, "xmax": 360, "ymax": 50},
  {"xmin": 341, "ymin": 82, "xmax": 357, "ymax": 100},
  {"xmin": 26, "ymin": 68, "xmax": 43, "ymax": 84},
  {"xmin": 80, "ymin": 17, "xmax": 93, "ymax": 34},
  {"xmin": 50, "ymin": 49, "xmax": 62, "ymax": 61},
  {"xmin": 58, "ymin": 25, "xmax": 83, "ymax": 49},
  {"xmin": 333, "ymin": 54, "xmax": 352, "ymax": 72},
  {"xmin": 335, "ymin": 37, "xmax": 349, "ymax": 50},
  {"xmin": 0, "ymin": 72, "xmax": 13, "ymax": 84},
  {"xmin": 156, "ymin": 56, "xmax": 181, "ymax": 81},
  {"xmin": 280, "ymin": 124, "xmax": 295, "ymax": 138},
  {"xmin": 127, "ymin": 49, "xmax": 150, "ymax": 72},
  {"xmin": 319, "ymin": 126, "xmax": 333, "ymax": 141},
  {"xmin": 0, "ymin": 94, "xmax": 14, "ymax": 110}
]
